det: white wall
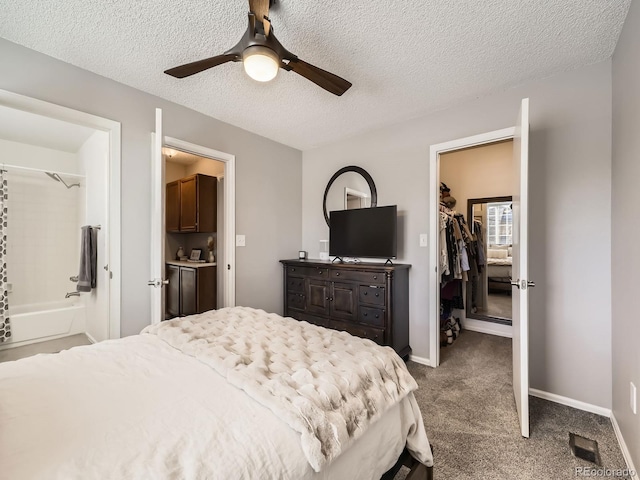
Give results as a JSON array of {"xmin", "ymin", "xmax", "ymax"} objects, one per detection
[
  {"xmin": 165, "ymin": 160, "xmax": 186, "ymax": 183},
  {"xmin": 612, "ymin": 0, "xmax": 640, "ymax": 468},
  {"xmin": 0, "ymin": 137, "xmax": 80, "ymax": 173},
  {"xmin": 303, "ymin": 61, "xmax": 612, "ymax": 409},
  {"xmin": 0, "ymin": 38, "xmax": 303, "ymax": 336},
  {"xmin": 185, "ymin": 158, "xmax": 224, "ymax": 178},
  {"xmin": 440, "ymin": 140, "xmax": 514, "ymax": 221},
  {"xmin": 77, "ymin": 130, "xmax": 110, "ymax": 342},
  {"xmin": 4, "ymin": 142, "xmax": 80, "ymax": 307}
]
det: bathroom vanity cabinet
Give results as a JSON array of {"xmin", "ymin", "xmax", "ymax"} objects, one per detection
[{"xmin": 166, "ymin": 262, "xmax": 216, "ymax": 318}]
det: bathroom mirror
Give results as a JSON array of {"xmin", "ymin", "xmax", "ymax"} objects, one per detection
[{"xmin": 323, "ymin": 166, "xmax": 377, "ymax": 226}]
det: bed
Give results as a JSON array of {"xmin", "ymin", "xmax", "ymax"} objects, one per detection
[
  {"xmin": 0, "ymin": 307, "xmax": 433, "ymax": 480},
  {"xmin": 487, "ymin": 246, "xmax": 512, "ymax": 292}
]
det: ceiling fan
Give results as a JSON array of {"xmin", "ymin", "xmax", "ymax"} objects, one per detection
[{"xmin": 164, "ymin": 0, "xmax": 352, "ymax": 96}]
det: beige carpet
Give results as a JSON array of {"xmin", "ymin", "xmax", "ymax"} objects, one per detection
[{"xmin": 400, "ymin": 331, "xmax": 629, "ymax": 479}]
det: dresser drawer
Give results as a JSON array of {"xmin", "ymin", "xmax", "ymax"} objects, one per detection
[
  {"xmin": 299, "ymin": 313, "xmax": 330, "ymax": 329},
  {"xmin": 329, "ymin": 269, "xmax": 385, "ymax": 284},
  {"xmin": 287, "ymin": 293, "xmax": 305, "ymax": 311},
  {"xmin": 359, "ymin": 285, "xmax": 385, "ymax": 306},
  {"xmin": 287, "ymin": 265, "xmax": 329, "ymax": 279},
  {"xmin": 286, "ymin": 277, "xmax": 305, "ymax": 293},
  {"xmin": 359, "ymin": 306, "xmax": 385, "ymax": 327},
  {"xmin": 330, "ymin": 320, "xmax": 385, "ymax": 345}
]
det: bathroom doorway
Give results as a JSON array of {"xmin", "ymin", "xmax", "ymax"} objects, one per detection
[{"xmin": 0, "ymin": 89, "xmax": 121, "ymax": 354}]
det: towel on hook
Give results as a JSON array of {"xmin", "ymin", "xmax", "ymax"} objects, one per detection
[{"xmin": 77, "ymin": 226, "xmax": 97, "ymax": 292}]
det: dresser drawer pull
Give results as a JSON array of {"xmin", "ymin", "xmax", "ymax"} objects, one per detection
[
  {"xmin": 364, "ymin": 312, "xmax": 368, "ymax": 317},
  {"xmin": 336, "ymin": 272, "xmax": 340, "ymax": 276},
  {"xmin": 373, "ymin": 275, "xmax": 378, "ymax": 280},
  {"xmin": 363, "ymin": 291, "xmax": 368, "ymax": 296},
  {"xmin": 291, "ymin": 268, "xmax": 296, "ymax": 272},
  {"xmin": 375, "ymin": 293, "xmax": 379, "ymax": 297}
]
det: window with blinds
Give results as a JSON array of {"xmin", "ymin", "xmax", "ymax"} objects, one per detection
[{"xmin": 487, "ymin": 201, "xmax": 512, "ymax": 246}]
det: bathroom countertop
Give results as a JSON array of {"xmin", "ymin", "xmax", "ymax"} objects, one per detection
[{"xmin": 166, "ymin": 260, "xmax": 217, "ymax": 268}]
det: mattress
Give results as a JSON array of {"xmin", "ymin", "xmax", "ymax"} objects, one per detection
[
  {"xmin": 0, "ymin": 325, "xmax": 431, "ymax": 479},
  {"xmin": 487, "ymin": 264, "xmax": 512, "ymax": 280}
]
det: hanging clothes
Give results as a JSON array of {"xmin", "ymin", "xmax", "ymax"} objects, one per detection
[{"xmin": 438, "ymin": 206, "xmax": 487, "ymax": 346}]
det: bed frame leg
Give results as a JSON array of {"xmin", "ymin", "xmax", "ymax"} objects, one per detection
[{"xmin": 381, "ymin": 447, "xmax": 433, "ymax": 480}]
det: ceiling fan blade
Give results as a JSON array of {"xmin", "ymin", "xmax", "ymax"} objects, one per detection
[
  {"xmin": 164, "ymin": 54, "xmax": 236, "ymax": 79},
  {"xmin": 285, "ymin": 58, "xmax": 352, "ymax": 96},
  {"xmin": 249, "ymin": 0, "xmax": 270, "ymax": 32}
]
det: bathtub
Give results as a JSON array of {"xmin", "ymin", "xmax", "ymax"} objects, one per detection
[{"xmin": 0, "ymin": 300, "xmax": 86, "ymax": 349}]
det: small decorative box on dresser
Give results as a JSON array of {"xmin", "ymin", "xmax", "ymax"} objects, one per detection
[{"xmin": 280, "ymin": 259, "xmax": 411, "ymax": 358}]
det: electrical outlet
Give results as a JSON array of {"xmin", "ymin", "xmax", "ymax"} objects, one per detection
[
  {"xmin": 631, "ymin": 382, "xmax": 637, "ymax": 415},
  {"xmin": 419, "ymin": 234, "xmax": 428, "ymax": 247},
  {"xmin": 236, "ymin": 235, "xmax": 246, "ymax": 247}
]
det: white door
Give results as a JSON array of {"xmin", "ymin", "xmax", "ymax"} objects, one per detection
[
  {"xmin": 149, "ymin": 108, "xmax": 166, "ymax": 324},
  {"xmin": 511, "ymin": 98, "xmax": 532, "ymax": 438}
]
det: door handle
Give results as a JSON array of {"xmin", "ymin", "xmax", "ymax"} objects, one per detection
[
  {"xmin": 511, "ymin": 279, "xmax": 535, "ymax": 290},
  {"xmin": 148, "ymin": 279, "xmax": 170, "ymax": 287}
]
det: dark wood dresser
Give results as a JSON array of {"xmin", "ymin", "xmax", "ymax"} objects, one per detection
[{"xmin": 280, "ymin": 259, "xmax": 411, "ymax": 358}]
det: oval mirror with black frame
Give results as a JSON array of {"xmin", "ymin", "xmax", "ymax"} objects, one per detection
[
  {"xmin": 466, "ymin": 196, "xmax": 513, "ymax": 325},
  {"xmin": 323, "ymin": 166, "xmax": 378, "ymax": 226}
]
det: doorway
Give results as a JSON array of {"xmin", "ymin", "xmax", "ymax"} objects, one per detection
[
  {"xmin": 163, "ymin": 149, "xmax": 225, "ymax": 318},
  {"xmin": 428, "ymin": 98, "xmax": 531, "ymax": 438},
  {"xmin": 149, "ymin": 111, "xmax": 236, "ymax": 324},
  {"xmin": 0, "ymin": 89, "xmax": 122, "ymax": 352},
  {"xmin": 429, "ymin": 128, "xmax": 516, "ymax": 363}
]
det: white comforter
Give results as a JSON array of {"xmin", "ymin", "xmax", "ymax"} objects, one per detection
[
  {"xmin": 143, "ymin": 307, "xmax": 425, "ymax": 472},
  {"xmin": 0, "ymin": 311, "xmax": 432, "ymax": 480}
]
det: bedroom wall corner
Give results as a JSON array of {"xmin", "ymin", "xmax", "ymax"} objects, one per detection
[{"xmin": 611, "ymin": 0, "xmax": 640, "ymax": 469}]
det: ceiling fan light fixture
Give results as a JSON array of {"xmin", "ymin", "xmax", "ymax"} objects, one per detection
[{"xmin": 242, "ymin": 45, "xmax": 280, "ymax": 82}]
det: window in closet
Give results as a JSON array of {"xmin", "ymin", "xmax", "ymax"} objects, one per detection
[{"xmin": 487, "ymin": 201, "xmax": 512, "ymax": 246}]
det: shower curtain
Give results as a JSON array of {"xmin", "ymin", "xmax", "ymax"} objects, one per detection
[{"xmin": 0, "ymin": 170, "xmax": 10, "ymax": 343}]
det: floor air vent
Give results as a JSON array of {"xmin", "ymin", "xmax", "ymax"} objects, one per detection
[{"xmin": 569, "ymin": 433, "xmax": 601, "ymax": 465}]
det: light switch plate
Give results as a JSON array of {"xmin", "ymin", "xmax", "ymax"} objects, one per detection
[
  {"xmin": 631, "ymin": 382, "xmax": 637, "ymax": 415},
  {"xmin": 236, "ymin": 235, "xmax": 246, "ymax": 247},
  {"xmin": 419, "ymin": 234, "xmax": 428, "ymax": 247}
]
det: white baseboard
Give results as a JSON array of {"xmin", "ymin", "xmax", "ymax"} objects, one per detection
[
  {"xmin": 529, "ymin": 388, "xmax": 611, "ymax": 417},
  {"xmin": 84, "ymin": 332, "xmax": 96, "ymax": 344},
  {"xmin": 409, "ymin": 355, "xmax": 432, "ymax": 367},
  {"xmin": 463, "ymin": 318, "xmax": 512, "ymax": 338},
  {"xmin": 610, "ymin": 413, "xmax": 637, "ymax": 473}
]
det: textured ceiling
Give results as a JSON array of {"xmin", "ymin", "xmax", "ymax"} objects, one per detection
[
  {"xmin": 0, "ymin": 104, "xmax": 96, "ymax": 153},
  {"xmin": 0, "ymin": 1, "xmax": 631, "ymax": 150}
]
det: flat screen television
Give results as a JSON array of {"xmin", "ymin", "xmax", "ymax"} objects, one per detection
[{"xmin": 329, "ymin": 205, "xmax": 397, "ymax": 259}]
